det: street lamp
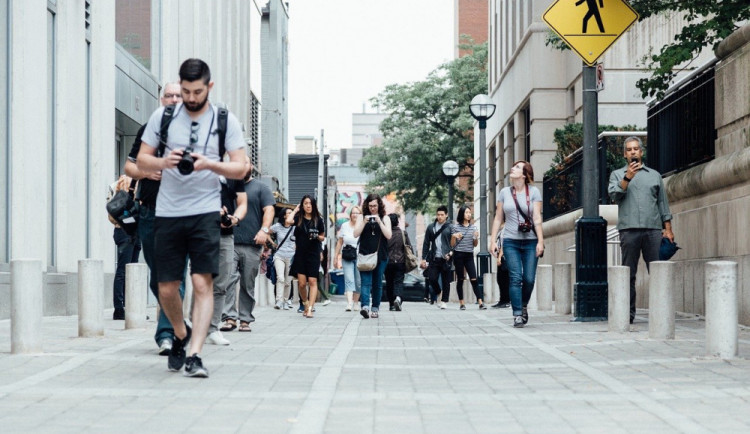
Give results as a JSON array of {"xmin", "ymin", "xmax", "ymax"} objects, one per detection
[
  {"xmin": 442, "ymin": 160, "xmax": 459, "ymax": 221},
  {"xmin": 469, "ymin": 94, "xmax": 496, "ymax": 293}
]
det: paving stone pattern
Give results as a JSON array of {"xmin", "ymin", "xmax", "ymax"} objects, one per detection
[{"xmin": 1, "ymin": 299, "xmax": 750, "ymax": 433}]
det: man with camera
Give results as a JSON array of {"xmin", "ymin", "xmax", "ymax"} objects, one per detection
[
  {"xmin": 608, "ymin": 136, "xmax": 674, "ymax": 324},
  {"xmin": 220, "ymin": 158, "xmax": 275, "ymax": 333},
  {"xmin": 136, "ymin": 59, "xmax": 248, "ymax": 378},
  {"xmin": 205, "ymin": 173, "xmax": 247, "ymax": 346},
  {"xmin": 420, "ymin": 205, "xmax": 454, "ymax": 309},
  {"xmin": 124, "ymin": 82, "xmax": 184, "ymax": 354}
]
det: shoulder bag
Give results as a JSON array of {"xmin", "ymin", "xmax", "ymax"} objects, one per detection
[
  {"xmin": 357, "ymin": 236, "xmax": 381, "ymax": 272},
  {"xmin": 402, "ymin": 231, "xmax": 418, "ymax": 272}
]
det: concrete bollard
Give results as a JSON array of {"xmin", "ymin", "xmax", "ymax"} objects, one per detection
[
  {"xmin": 536, "ymin": 265, "xmax": 553, "ymax": 311},
  {"xmin": 608, "ymin": 266, "xmax": 630, "ymax": 333},
  {"xmin": 125, "ymin": 263, "xmax": 149, "ymax": 329},
  {"xmin": 11, "ymin": 259, "xmax": 44, "ymax": 354},
  {"xmin": 705, "ymin": 261, "xmax": 738, "ymax": 359},
  {"xmin": 483, "ymin": 273, "xmax": 496, "ymax": 303},
  {"xmin": 78, "ymin": 259, "xmax": 104, "ymax": 337},
  {"xmin": 648, "ymin": 261, "xmax": 675, "ymax": 340},
  {"xmin": 554, "ymin": 263, "xmax": 572, "ymax": 315}
]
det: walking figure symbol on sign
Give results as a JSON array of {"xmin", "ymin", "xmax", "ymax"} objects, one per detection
[{"xmin": 575, "ymin": 0, "xmax": 605, "ymax": 33}]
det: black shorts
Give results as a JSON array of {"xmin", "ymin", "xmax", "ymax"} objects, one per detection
[{"xmin": 154, "ymin": 212, "xmax": 221, "ymax": 282}]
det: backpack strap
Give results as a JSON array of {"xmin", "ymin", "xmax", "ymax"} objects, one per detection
[
  {"xmin": 216, "ymin": 105, "xmax": 228, "ymax": 159},
  {"xmin": 158, "ymin": 104, "xmax": 177, "ymax": 157}
]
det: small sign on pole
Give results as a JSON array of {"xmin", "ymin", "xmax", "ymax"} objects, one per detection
[{"xmin": 596, "ymin": 63, "xmax": 604, "ymax": 91}]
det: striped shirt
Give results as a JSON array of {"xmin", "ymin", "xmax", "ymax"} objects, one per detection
[{"xmin": 451, "ymin": 223, "xmax": 477, "ymax": 253}]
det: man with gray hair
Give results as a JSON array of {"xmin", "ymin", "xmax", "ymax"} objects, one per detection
[
  {"xmin": 608, "ymin": 136, "xmax": 675, "ymax": 324},
  {"xmin": 124, "ymin": 82, "xmax": 183, "ymax": 354}
]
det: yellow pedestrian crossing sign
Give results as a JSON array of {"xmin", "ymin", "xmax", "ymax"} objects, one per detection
[{"xmin": 543, "ymin": 0, "xmax": 639, "ymax": 66}]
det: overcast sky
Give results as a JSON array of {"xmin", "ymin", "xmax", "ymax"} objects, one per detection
[{"xmin": 287, "ymin": 0, "xmax": 455, "ymax": 152}]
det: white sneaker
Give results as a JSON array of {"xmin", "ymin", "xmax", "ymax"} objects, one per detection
[
  {"xmin": 275, "ymin": 299, "xmax": 284, "ymax": 310},
  {"xmin": 158, "ymin": 339, "xmax": 172, "ymax": 356},
  {"xmin": 206, "ymin": 331, "xmax": 230, "ymax": 346},
  {"xmin": 285, "ymin": 300, "xmax": 293, "ymax": 309},
  {"xmin": 322, "ymin": 299, "xmax": 331, "ymax": 306},
  {"xmin": 283, "ymin": 302, "xmax": 290, "ymax": 310},
  {"xmin": 346, "ymin": 303, "xmax": 353, "ymax": 311},
  {"xmin": 439, "ymin": 301, "xmax": 447, "ymax": 309}
]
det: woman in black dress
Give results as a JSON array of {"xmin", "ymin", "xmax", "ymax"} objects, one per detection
[{"xmin": 289, "ymin": 195, "xmax": 326, "ymax": 318}]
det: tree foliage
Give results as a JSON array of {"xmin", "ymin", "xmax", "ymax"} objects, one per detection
[
  {"xmin": 358, "ymin": 40, "xmax": 488, "ymax": 213},
  {"xmin": 545, "ymin": 1, "xmax": 750, "ymax": 100}
]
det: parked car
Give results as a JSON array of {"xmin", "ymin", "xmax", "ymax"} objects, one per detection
[{"xmin": 381, "ymin": 271, "xmax": 427, "ymax": 302}]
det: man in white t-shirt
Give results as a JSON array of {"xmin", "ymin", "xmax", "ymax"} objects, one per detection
[{"xmin": 137, "ymin": 59, "xmax": 248, "ymax": 378}]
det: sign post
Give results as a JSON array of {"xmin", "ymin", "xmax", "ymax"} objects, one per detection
[{"xmin": 543, "ymin": 0, "xmax": 639, "ymax": 321}]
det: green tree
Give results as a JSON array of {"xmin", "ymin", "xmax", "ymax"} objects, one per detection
[
  {"xmin": 359, "ymin": 40, "xmax": 488, "ymax": 213},
  {"xmin": 545, "ymin": 1, "xmax": 750, "ymax": 99}
]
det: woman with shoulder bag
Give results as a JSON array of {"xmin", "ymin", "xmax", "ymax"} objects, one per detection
[
  {"xmin": 450, "ymin": 205, "xmax": 486, "ymax": 310},
  {"xmin": 270, "ymin": 208, "xmax": 296, "ymax": 310},
  {"xmin": 384, "ymin": 213, "xmax": 411, "ymax": 312},
  {"xmin": 335, "ymin": 206, "xmax": 362, "ymax": 312},
  {"xmin": 489, "ymin": 161, "xmax": 545, "ymax": 328},
  {"xmin": 353, "ymin": 194, "xmax": 392, "ymax": 319}
]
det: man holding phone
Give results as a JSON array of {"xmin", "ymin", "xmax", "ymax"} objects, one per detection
[{"xmin": 608, "ymin": 136, "xmax": 674, "ymax": 324}]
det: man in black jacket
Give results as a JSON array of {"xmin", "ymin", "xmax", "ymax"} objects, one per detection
[{"xmin": 420, "ymin": 205, "xmax": 454, "ymax": 309}]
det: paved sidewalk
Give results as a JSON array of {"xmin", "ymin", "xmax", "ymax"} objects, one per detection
[{"xmin": 1, "ymin": 297, "xmax": 750, "ymax": 433}]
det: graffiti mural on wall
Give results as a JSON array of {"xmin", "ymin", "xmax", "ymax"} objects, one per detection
[{"xmin": 335, "ymin": 186, "xmax": 399, "ymax": 230}]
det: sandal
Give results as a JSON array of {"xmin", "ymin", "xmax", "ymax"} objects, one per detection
[
  {"xmin": 238, "ymin": 322, "xmax": 252, "ymax": 332},
  {"xmin": 220, "ymin": 319, "xmax": 237, "ymax": 332},
  {"xmin": 304, "ymin": 307, "xmax": 314, "ymax": 318}
]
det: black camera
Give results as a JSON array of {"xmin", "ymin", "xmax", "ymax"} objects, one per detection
[
  {"xmin": 221, "ymin": 213, "xmax": 232, "ymax": 226},
  {"xmin": 518, "ymin": 222, "xmax": 533, "ymax": 233},
  {"xmin": 177, "ymin": 146, "xmax": 195, "ymax": 175},
  {"xmin": 308, "ymin": 228, "xmax": 319, "ymax": 240}
]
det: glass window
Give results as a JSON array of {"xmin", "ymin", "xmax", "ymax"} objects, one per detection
[
  {"xmin": 0, "ymin": 1, "xmax": 7, "ymax": 264},
  {"xmin": 48, "ymin": 9, "xmax": 56, "ymax": 267},
  {"xmin": 116, "ymin": 0, "xmax": 151, "ymax": 69}
]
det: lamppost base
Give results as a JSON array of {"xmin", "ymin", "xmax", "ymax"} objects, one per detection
[
  {"xmin": 476, "ymin": 252, "xmax": 491, "ymax": 295},
  {"xmin": 573, "ymin": 217, "xmax": 608, "ymax": 322}
]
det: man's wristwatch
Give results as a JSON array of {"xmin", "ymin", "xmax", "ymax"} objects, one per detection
[
  {"xmin": 261, "ymin": 227, "xmax": 269, "ymax": 234},
  {"xmin": 623, "ymin": 176, "xmax": 631, "ymax": 183}
]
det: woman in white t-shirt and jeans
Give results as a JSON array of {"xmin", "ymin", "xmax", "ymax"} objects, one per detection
[
  {"xmin": 490, "ymin": 161, "xmax": 545, "ymax": 328},
  {"xmin": 270, "ymin": 208, "xmax": 296, "ymax": 310},
  {"xmin": 335, "ymin": 206, "xmax": 362, "ymax": 311}
]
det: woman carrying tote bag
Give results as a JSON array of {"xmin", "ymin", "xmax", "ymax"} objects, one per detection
[{"xmin": 353, "ymin": 193, "xmax": 392, "ymax": 319}]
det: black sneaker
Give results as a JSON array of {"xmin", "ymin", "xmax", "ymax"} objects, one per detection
[
  {"xmin": 490, "ymin": 301, "xmax": 503, "ymax": 309},
  {"xmin": 389, "ymin": 306, "xmax": 396, "ymax": 311},
  {"xmin": 184, "ymin": 354, "xmax": 209, "ymax": 378},
  {"xmin": 394, "ymin": 296, "xmax": 402, "ymax": 311},
  {"xmin": 479, "ymin": 303, "xmax": 487, "ymax": 310},
  {"xmin": 360, "ymin": 308, "xmax": 370, "ymax": 319},
  {"xmin": 522, "ymin": 307, "xmax": 529, "ymax": 325},
  {"xmin": 168, "ymin": 322, "xmax": 192, "ymax": 372},
  {"xmin": 113, "ymin": 308, "xmax": 125, "ymax": 320},
  {"xmin": 513, "ymin": 316, "xmax": 525, "ymax": 328},
  {"xmin": 459, "ymin": 304, "xmax": 466, "ymax": 311}
]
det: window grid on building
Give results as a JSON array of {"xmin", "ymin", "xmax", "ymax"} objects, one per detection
[
  {"xmin": 85, "ymin": 0, "xmax": 91, "ymax": 42},
  {"xmin": 249, "ymin": 92, "xmax": 260, "ymax": 170}
]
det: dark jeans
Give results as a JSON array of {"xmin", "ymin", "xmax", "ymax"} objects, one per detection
[
  {"xmin": 453, "ymin": 251, "xmax": 482, "ymax": 301},
  {"xmin": 384, "ymin": 262, "xmax": 405, "ymax": 306},
  {"xmin": 113, "ymin": 227, "xmax": 141, "ymax": 310},
  {"xmin": 360, "ymin": 258, "xmax": 388, "ymax": 311},
  {"xmin": 426, "ymin": 258, "xmax": 453, "ymax": 303},
  {"xmin": 503, "ymin": 238, "xmax": 539, "ymax": 316},
  {"xmin": 619, "ymin": 229, "xmax": 661, "ymax": 321},
  {"xmin": 496, "ymin": 256, "xmax": 510, "ymax": 304},
  {"xmin": 138, "ymin": 205, "xmax": 185, "ymax": 344}
]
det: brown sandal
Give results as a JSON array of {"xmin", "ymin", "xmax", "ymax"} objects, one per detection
[
  {"xmin": 304, "ymin": 307, "xmax": 313, "ymax": 318},
  {"xmin": 220, "ymin": 319, "xmax": 237, "ymax": 332},
  {"xmin": 238, "ymin": 322, "xmax": 251, "ymax": 332}
]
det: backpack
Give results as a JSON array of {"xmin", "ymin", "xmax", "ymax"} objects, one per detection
[
  {"xmin": 158, "ymin": 103, "xmax": 229, "ymax": 158},
  {"xmin": 106, "ymin": 177, "xmax": 139, "ymax": 235}
]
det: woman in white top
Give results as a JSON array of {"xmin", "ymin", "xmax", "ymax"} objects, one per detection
[
  {"xmin": 335, "ymin": 206, "xmax": 362, "ymax": 311},
  {"xmin": 270, "ymin": 208, "xmax": 296, "ymax": 310}
]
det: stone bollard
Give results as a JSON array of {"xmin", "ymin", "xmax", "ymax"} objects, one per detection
[
  {"xmin": 78, "ymin": 259, "xmax": 104, "ymax": 337},
  {"xmin": 554, "ymin": 263, "xmax": 572, "ymax": 315},
  {"xmin": 11, "ymin": 259, "xmax": 44, "ymax": 354},
  {"xmin": 483, "ymin": 273, "xmax": 496, "ymax": 304},
  {"xmin": 705, "ymin": 261, "xmax": 738, "ymax": 359},
  {"xmin": 125, "ymin": 263, "xmax": 148, "ymax": 329},
  {"xmin": 648, "ymin": 261, "xmax": 675, "ymax": 339},
  {"xmin": 608, "ymin": 266, "xmax": 630, "ymax": 333},
  {"xmin": 536, "ymin": 265, "xmax": 553, "ymax": 311}
]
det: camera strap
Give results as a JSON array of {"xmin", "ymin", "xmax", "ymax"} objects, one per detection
[{"xmin": 511, "ymin": 186, "xmax": 537, "ymax": 239}]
